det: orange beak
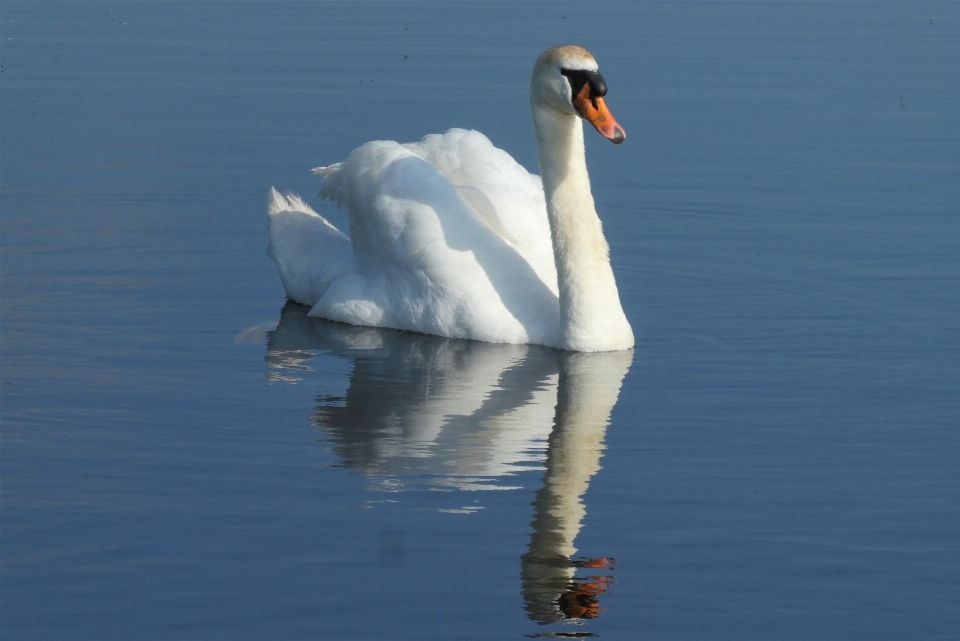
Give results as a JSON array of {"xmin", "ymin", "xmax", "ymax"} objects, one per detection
[{"xmin": 573, "ymin": 84, "xmax": 626, "ymax": 144}]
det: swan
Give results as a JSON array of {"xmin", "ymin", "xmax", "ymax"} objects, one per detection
[{"xmin": 267, "ymin": 45, "xmax": 634, "ymax": 352}]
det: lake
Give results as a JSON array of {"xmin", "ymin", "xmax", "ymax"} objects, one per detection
[{"xmin": 2, "ymin": 0, "xmax": 958, "ymax": 639}]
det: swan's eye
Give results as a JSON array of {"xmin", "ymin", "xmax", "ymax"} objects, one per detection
[{"xmin": 560, "ymin": 68, "xmax": 608, "ymax": 109}]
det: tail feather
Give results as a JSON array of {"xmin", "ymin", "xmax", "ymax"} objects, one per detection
[
  {"xmin": 268, "ymin": 187, "xmax": 318, "ymax": 217},
  {"xmin": 266, "ymin": 187, "xmax": 355, "ymax": 307}
]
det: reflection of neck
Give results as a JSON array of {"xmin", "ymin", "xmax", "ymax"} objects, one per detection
[
  {"xmin": 521, "ymin": 350, "xmax": 632, "ymax": 624},
  {"xmin": 531, "ymin": 106, "xmax": 633, "ymax": 351}
]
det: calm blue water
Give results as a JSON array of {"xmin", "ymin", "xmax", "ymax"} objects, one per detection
[{"xmin": 2, "ymin": 1, "xmax": 958, "ymax": 639}]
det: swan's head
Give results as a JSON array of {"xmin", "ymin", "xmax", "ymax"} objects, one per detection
[{"xmin": 531, "ymin": 45, "xmax": 626, "ymax": 144}]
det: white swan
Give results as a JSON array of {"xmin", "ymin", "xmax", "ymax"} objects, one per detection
[{"xmin": 267, "ymin": 45, "xmax": 634, "ymax": 352}]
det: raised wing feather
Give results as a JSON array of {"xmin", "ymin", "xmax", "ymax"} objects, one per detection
[{"xmin": 403, "ymin": 129, "xmax": 558, "ymax": 295}]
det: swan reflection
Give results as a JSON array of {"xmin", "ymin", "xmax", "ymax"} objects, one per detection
[{"xmin": 263, "ymin": 301, "xmax": 632, "ymax": 625}]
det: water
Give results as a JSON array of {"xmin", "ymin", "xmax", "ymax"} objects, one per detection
[{"xmin": 2, "ymin": 1, "xmax": 958, "ymax": 638}]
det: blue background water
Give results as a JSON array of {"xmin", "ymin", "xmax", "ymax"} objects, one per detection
[{"xmin": 2, "ymin": 1, "xmax": 958, "ymax": 638}]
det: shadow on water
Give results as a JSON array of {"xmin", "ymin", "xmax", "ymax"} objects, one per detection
[{"xmin": 263, "ymin": 301, "xmax": 633, "ymax": 628}]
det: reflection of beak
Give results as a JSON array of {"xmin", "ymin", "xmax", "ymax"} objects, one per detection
[
  {"xmin": 557, "ymin": 575, "xmax": 614, "ymax": 620},
  {"xmin": 573, "ymin": 84, "xmax": 626, "ymax": 144}
]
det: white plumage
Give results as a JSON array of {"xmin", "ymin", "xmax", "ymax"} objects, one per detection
[{"xmin": 268, "ymin": 45, "xmax": 634, "ymax": 352}]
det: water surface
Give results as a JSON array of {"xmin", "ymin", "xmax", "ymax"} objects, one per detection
[{"xmin": 2, "ymin": 1, "xmax": 958, "ymax": 639}]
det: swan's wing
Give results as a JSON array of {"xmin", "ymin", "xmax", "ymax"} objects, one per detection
[
  {"xmin": 266, "ymin": 187, "xmax": 356, "ymax": 307},
  {"xmin": 314, "ymin": 140, "xmax": 559, "ymax": 345},
  {"xmin": 316, "ymin": 142, "xmax": 467, "ymax": 294},
  {"xmin": 403, "ymin": 129, "xmax": 558, "ymax": 295}
]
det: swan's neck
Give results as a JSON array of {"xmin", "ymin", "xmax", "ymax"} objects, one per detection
[{"xmin": 531, "ymin": 107, "xmax": 634, "ymax": 351}]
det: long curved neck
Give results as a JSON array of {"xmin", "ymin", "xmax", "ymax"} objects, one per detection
[{"xmin": 531, "ymin": 106, "xmax": 633, "ymax": 351}]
